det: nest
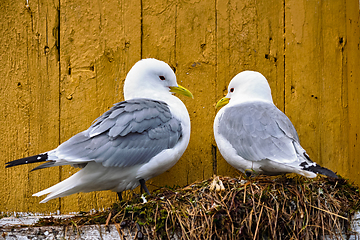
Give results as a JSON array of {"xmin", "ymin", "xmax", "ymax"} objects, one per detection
[{"xmin": 36, "ymin": 174, "xmax": 360, "ymax": 239}]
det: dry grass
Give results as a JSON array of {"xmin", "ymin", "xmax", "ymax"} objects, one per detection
[{"xmin": 36, "ymin": 174, "xmax": 360, "ymax": 239}]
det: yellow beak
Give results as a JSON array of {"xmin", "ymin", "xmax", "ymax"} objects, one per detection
[
  {"xmin": 170, "ymin": 84, "xmax": 194, "ymax": 99},
  {"xmin": 215, "ymin": 97, "xmax": 230, "ymax": 109}
]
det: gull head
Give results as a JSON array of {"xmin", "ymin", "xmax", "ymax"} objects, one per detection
[
  {"xmin": 124, "ymin": 58, "xmax": 193, "ymax": 100},
  {"xmin": 216, "ymin": 70, "xmax": 273, "ymax": 109}
]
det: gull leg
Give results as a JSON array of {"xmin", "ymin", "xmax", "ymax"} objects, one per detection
[
  {"xmin": 139, "ymin": 179, "xmax": 150, "ymax": 195},
  {"xmin": 117, "ymin": 192, "xmax": 122, "ymax": 201}
]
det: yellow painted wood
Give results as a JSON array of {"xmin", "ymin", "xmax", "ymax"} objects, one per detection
[
  {"xmin": 0, "ymin": 0, "xmax": 359, "ymax": 213},
  {"xmin": 346, "ymin": 0, "xmax": 360, "ymax": 185},
  {"xmin": 0, "ymin": 0, "xmax": 60, "ymax": 213},
  {"xmin": 161, "ymin": 0, "xmax": 217, "ymax": 186},
  {"xmin": 284, "ymin": 0, "xmax": 358, "ymax": 184}
]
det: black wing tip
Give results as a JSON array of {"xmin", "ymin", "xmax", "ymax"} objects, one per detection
[
  {"xmin": 316, "ymin": 168, "xmax": 338, "ymax": 179},
  {"xmin": 301, "ymin": 162, "xmax": 338, "ymax": 179},
  {"xmin": 5, "ymin": 153, "xmax": 48, "ymax": 168},
  {"xmin": 30, "ymin": 161, "xmax": 55, "ymax": 171}
]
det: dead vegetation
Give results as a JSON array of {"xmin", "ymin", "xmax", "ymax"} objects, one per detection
[{"xmin": 36, "ymin": 174, "xmax": 360, "ymax": 239}]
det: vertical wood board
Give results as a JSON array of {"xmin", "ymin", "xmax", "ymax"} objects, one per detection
[{"xmin": 0, "ymin": 0, "xmax": 60, "ymax": 213}]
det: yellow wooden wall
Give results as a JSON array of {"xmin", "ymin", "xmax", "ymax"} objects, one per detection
[{"xmin": 0, "ymin": 0, "xmax": 359, "ymax": 213}]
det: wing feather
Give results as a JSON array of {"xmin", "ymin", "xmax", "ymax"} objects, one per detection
[
  {"xmin": 54, "ymin": 99, "xmax": 182, "ymax": 168},
  {"xmin": 218, "ymin": 102, "xmax": 300, "ymax": 163}
]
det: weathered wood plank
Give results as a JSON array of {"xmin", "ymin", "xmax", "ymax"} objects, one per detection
[
  {"xmin": 346, "ymin": 0, "xmax": 360, "ymax": 185},
  {"xmin": 174, "ymin": 0, "xmax": 217, "ymax": 184},
  {"xmin": 0, "ymin": 0, "xmax": 60, "ymax": 212},
  {"xmin": 142, "ymin": 0, "xmax": 176, "ymax": 62},
  {"xmin": 215, "ymin": 0, "xmax": 285, "ymax": 176},
  {"xmin": 59, "ymin": 0, "xmax": 141, "ymax": 212},
  {"xmin": 140, "ymin": 0, "xmax": 218, "ymax": 188},
  {"xmin": 284, "ymin": 0, "xmax": 353, "ymax": 179}
]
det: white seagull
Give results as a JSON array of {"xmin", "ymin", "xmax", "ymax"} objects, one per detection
[
  {"xmin": 6, "ymin": 58, "xmax": 193, "ymax": 203},
  {"xmin": 214, "ymin": 71, "xmax": 337, "ymax": 178}
]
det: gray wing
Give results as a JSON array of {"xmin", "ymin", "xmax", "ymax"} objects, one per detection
[
  {"xmin": 54, "ymin": 99, "xmax": 182, "ymax": 168},
  {"xmin": 218, "ymin": 102, "xmax": 300, "ymax": 163}
]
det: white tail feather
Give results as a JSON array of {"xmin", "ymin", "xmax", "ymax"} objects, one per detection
[
  {"xmin": 33, "ymin": 171, "xmax": 83, "ymax": 203},
  {"xmin": 32, "ymin": 162, "xmax": 143, "ymax": 203}
]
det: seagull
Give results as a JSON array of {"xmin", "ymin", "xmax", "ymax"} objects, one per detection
[
  {"xmin": 6, "ymin": 58, "xmax": 193, "ymax": 203},
  {"xmin": 214, "ymin": 71, "xmax": 337, "ymax": 178}
]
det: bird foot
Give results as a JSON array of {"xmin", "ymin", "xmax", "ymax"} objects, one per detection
[{"xmin": 245, "ymin": 169, "xmax": 256, "ymax": 178}]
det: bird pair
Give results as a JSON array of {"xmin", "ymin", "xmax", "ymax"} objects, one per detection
[{"xmin": 6, "ymin": 58, "xmax": 337, "ymax": 204}]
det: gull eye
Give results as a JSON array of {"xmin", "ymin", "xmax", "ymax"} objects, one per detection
[
  {"xmin": 230, "ymin": 88, "xmax": 234, "ymax": 93},
  {"xmin": 159, "ymin": 76, "xmax": 166, "ymax": 81}
]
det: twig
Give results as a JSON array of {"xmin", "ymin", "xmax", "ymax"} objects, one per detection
[
  {"xmin": 243, "ymin": 184, "xmax": 247, "ymax": 203},
  {"xmin": 105, "ymin": 212, "xmax": 111, "ymax": 226},
  {"xmin": 114, "ymin": 223, "xmax": 123, "ymax": 240},
  {"xmin": 310, "ymin": 205, "xmax": 348, "ymax": 220},
  {"xmin": 253, "ymin": 204, "xmax": 264, "ymax": 240}
]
